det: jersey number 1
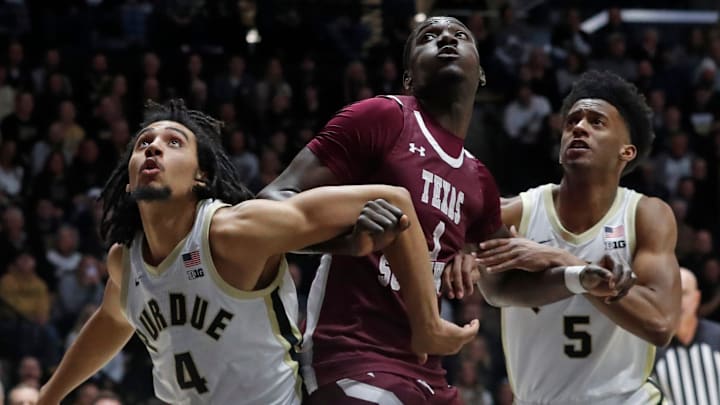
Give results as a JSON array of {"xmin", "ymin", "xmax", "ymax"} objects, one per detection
[
  {"xmin": 175, "ymin": 352, "xmax": 209, "ymax": 393},
  {"xmin": 563, "ymin": 316, "xmax": 591, "ymax": 358},
  {"xmin": 378, "ymin": 221, "xmax": 445, "ymax": 291}
]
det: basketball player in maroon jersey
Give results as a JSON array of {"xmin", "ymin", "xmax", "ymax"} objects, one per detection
[{"xmin": 260, "ymin": 16, "xmax": 497, "ymax": 404}]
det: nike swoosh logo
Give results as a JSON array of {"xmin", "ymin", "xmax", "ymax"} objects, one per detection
[{"xmin": 537, "ymin": 239, "xmax": 552, "ymax": 244}]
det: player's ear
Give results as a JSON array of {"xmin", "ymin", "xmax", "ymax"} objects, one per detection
[
  {"xmin": 478, "ymin": 65, "xmax": 486, "ymax": 87},
  {"xmin": 125, "ymin": 184, "xmax": 130, "ymax": 193},
  {"xmin": 619, "ymin": 144, "xmax": 637, "ymax": 163},
  {"xmin": 403, "ymin": 71, "xmax": 412, "ymax": 90},
  {"xmin": 194, "ymin": 170, "xmax": 208, "ymax": 187}
]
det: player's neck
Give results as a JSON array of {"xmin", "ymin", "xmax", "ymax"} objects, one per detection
[
  {"xmin": 676, "ymin": 315, "xmax": 698, "ymax": 346},
  {"xmin": 416, "ymin": 95, "xmax": 473, "ymax": 139},
  {"xmin": 555, "ymin": 176, "xmax": 619, "ymax": 234},
  {"xmin": 138, "ymin": 199, "xmax": 198, "ymax": 266}
]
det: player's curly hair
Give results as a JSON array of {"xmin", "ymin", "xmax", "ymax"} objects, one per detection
[
  {"xmin": 560, "ymin": 70, "xmax": 654, "ymax": 175},
  {"xmin": 100, "ymin": 99, "xmax": 253, "ymax": 247}
]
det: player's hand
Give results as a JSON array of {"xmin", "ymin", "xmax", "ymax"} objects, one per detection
[
  {"xmin": 350, "ymin": 199, "xmax": 410, "ymax": 256},
  {"xmin": 441, "ymin": 252, "xmax": 480, "ymax": 299},
  {"xmin": 581, "ymin": 255, "xmax": 636, "ymax": 302},
  {"xmin": 411, "ymin": 318, "xmax": 480, "ymax": 364},
  {"xmin": 477, "ymin": 226, "xmax": 566, "ymax": 273}
]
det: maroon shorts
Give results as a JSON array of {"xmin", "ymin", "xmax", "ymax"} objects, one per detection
[{"xmin": 306, "ymin": 371, "xmax": 460, "ymax": 405}]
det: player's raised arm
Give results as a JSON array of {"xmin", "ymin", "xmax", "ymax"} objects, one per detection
[
  {"xmin": 585, "ymin": 197, "xmax": 681, "ymax": 346},
  {"xmin": 213, "ymin": 184, "xmax": 479, "ymax": 358},
  {"xmin": 39, "ymin": 244, "xmax": 135, "ymax": 404}
]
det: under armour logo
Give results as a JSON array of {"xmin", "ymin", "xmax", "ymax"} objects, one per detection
[{"xmin": 409, "ymin": 143, "xmax": 426, "ymax": 157}]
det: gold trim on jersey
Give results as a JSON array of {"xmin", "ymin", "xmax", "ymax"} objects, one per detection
[
  {"xmin": 120, "ymin": 248, "xmax": 131, "ymax": 319},
  {"xmin": 518, "ymin": 190, "xmax": 533, "ymax": 237},
  {"xmin": 264, "ymin": 293, "xmax": 303, "ymax": 401},
  {"xmin": 626, "ymin": 192, "xmax": 643, "ymax": 257},
  {"xmin": 543, "ymin": 185, "xmax": 626, "ymax": 245},
  {"xmin": 643, "ymin": 345, "xmax": 656, "ymax": 381},
  {"xmin": 200, "ymin": 202, "xmax": 288, "ymax": 299},
  {"xmin": 641, "ymin": 380, "xmax": 665, "ymax": 404},
  {"xmin": 500, "ymin": 308, "xmax": 516, "ymax": 393}
]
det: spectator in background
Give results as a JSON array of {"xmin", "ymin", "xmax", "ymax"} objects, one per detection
[
  {"xmin": 31, "ymin": 48, "xmax": 65, "ymax": 94},
  {"xmin": 57, "ymin": 100, "xmax": 86, "ymax": 159},
  {"xmin": 0, "ymin": 139, "xmax": 25, "ymax": 203},
  {"xmin": 92, "ymin": 390, "xmax": 124, "ymax": 405},
  {"xmin": 69, "ymin": 138, "xmax": 109, "ymax": 196},
  {"xmin": 1, "ymin": 92, "xmax": 40, "ymax": 157},
  {"xmin": 212, "ymin": 55, "xmax": 255, "ymax": 116},
  {"xmin": 17, "ymin": 355, "xmax": 42, "ymax": 388},
  {"xmin": 698, "ymin": 256, "xmax": 720, "ymax": 322},
  {"xmin": 255, "ymin": 58, "xmax": 292, "ymax": 117},
  {"xmin": 30, "ymin": 151, "xmax": 72, "ymax": 210},
  {"xmin": 54, "ymin": 255, "xmax": 103, "ymax": 335},
  {"xmin": 0, "ymin": 64, "xmax": 17, "ymax": 121},
  {"xmin": 0, "ymin": 206, "xmax": 30, "ymax": 271},
  {"xmin": 45, "ymin": 225, "xmax": 82, "ymax": 282},
  {"xmin": 227, "ymin": 128, "xmax": 258, "ymax": 185},
  {"xmin": 37, "ymin": 72, "xmax": 73, "ymax": 129},
  {"xmin": 590, "ymin": 33, "xmax": 636, "ymax": 81},
  {"xmin": 555, "ymin": 51, "xmax": 586, "ymax": 97},
  {"xmin": 86, "ymin": 53, "xmax": 113, "ymax": 108},
  {"xmin": 502, "ymin": 81, "xmax": 552, "ymax": 192},
  {"xmin": 654, "ymin": 268, "xmax": 720, "ymax": 405},
  {"xmin": 670, "ymin": 199, "xmax": 697, "ymax": 262},
  {"xmin": 551, "ymin": 8, "xmax": 592, "ymax": 57},
  {"xmin": 71, "ymin": 382, "xmax": 100, "ymax": 405},
  {"xmin": 683, "ymin": 229, "xmax": 715, "ymax": 272},
  {"xmin": 655, "ymin": 132, "xmax": 693, "ymax": 194},
  {"xmin": 30, "ymin": 123, "xmax": 66, "ymax": 176},
  {"xmin": 8, "ymin": 383, "xmax": 39, "ymax": 405},
  {"xmin": 6, "ymin": 41, "xmax": 32, "ymax": 89},
  {"xmin": 0, "ymin": 252, "xmax": 50, "ymax": 325}
]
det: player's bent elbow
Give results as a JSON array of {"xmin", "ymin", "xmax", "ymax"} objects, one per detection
[{"xmin": 645, "ymin": 317, "xmax": 676, "ymax": 347}]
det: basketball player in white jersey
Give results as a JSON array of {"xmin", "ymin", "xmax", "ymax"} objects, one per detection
[
  {"xmin": 475, "ymin": 71, "xmax": 681, "ymax": 404},
  {"xmin": 37, "ymin": 100, "xmax": 479, "ymax": 405}
]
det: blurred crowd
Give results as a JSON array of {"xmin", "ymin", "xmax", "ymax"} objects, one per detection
[{"xmin": 0, "ymin": 1, "xmax": 718, "ymax": 404}]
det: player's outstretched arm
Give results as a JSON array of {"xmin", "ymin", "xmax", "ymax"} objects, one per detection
[
  {"xmin": 475, "ymin": 198, "xmax": 590, "ymax": 307},
  {"xmin": 39, "ymin": 244, "xmax": 135, "ymax": 404},
  {"xmin": 258, "ymin": 148, "xmax": 405, "ymax": 255},
  {"xmin": 585, "ymin": 197, "xmax": 681, "ymax": 346},
  {"xmin": 214, "ymin": 185, "xmax": 479, "ymax": 358}
]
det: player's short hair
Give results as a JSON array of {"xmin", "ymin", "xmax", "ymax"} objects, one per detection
[
  {"xmin": 100, "ymin": 99, "xmax": 253, "ymax": 247},
  {"xmin": 560, "ymin": 70, "xmax": 654, "ymax": 175}
]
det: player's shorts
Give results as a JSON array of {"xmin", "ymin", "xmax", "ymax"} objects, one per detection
[{"xmin": 306, "ymin": 371, "xmax": 460, "ymax": 405}]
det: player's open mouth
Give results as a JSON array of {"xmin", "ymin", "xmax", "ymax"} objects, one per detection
[
  {"xmin": 437, "ymin": 46, "xmax": 459, "ymax": 59},
  {"xmin": 568, "ymin": 140, "xmax": 590, "ymax": 150},
  {"xmin": 140, "ymin": 159, "xmax": 162, "ymax": 175}
]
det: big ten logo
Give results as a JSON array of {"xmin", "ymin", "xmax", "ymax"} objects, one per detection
[
  {"xmin": 605, "ymin": 240, "xmax": 626, "ymax": 250},
  {"xmin": 377, "ymin": 221, "xmax": 446, "ymax": 293}
]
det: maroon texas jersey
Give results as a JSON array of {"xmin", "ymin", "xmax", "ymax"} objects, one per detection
[{"xmin": 302, "ymin": 95, "xmax": 501, "ymax": 391}]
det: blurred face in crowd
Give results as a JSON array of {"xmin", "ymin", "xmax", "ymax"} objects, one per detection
[
  {"xmin": 8, "ymin": 385, "xmax": 39, "ymax": 405},
  {"xmin": 679, "ymin": 268, "xmax": 700, "ymax": 321}
]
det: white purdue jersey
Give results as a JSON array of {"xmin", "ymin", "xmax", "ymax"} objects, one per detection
[
  {"xmin": 119, "ymin": 199, "xmax": 302, "ymax": 405},
  {"xmin": 502, "ymin": 184, "xmax": 664, "ymax": 405}
]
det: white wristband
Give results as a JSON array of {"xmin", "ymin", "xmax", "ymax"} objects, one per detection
[{"xmin": 564, "ymin": 266, "xmax": 587, "ymax": 294}]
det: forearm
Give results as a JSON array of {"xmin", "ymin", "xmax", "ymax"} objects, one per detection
[
  {"xmin": 258, "ymin": 187, "xmax": 359, "ymax": 255},
  {"xmin": 587, "ymin": 287, "xmax": 676, "ymax": 346},
  {"xmin": 479, "ymin": 251, "xmax": 585, "ymax": 307},
  {"xmin": 41, "ymin": 309, "xmax": 134, "ymax": 402},
  {"xmin": 382, "ymin": 197, "xmax": 440, "ymax": 330}
]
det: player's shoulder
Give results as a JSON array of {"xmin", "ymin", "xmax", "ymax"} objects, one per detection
[
  {"xmin": 635, "ymin": 194, "xmax": 674, "ymax": 225},
  {"xmin": 341, "ymin": 95, "xmax": 405, "ymax": 119}
]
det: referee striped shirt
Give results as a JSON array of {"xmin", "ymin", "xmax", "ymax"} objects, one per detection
[{"xmin": 654, "ymin": 319, "xmax": 720, "ymax": 405}]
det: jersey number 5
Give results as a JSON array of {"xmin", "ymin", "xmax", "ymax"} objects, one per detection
[
  {"xmin": 175, "ymin": 352, "xmax": 209, "ymax": 394},
  {"xmin": 563, "ymin": 316, "xmax": 591, "ymax": 358}
]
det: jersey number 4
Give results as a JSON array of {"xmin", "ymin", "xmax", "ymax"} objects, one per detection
[
  {"xmin": 563, "ymin": 316, "xmax": 592, "ymax": 358},
  {"xmin": 175, "ymin": 352, "xmax": 209, "ymax": 394}
]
